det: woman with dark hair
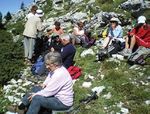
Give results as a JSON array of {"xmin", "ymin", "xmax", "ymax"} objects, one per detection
[
  {"xmin": 102, "ymin": 17, "xmax": 123, "ymax": 49},
  {"xmin": 121, "ymin": 16, "xmax": 150, "ymax": 57},
  {"xmin": 47, "ymin": 21, "xmax": 64, "ymax": 36}
]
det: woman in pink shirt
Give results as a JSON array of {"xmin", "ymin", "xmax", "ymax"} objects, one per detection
[
  {"xmin": 47, "ymin": 21, "xmax": 64, "ymax": 36},
  {"xmin": 15, "ymin": 52, "xmax": 74, "ymax": 114}
]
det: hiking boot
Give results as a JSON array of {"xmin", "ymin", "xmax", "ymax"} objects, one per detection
[
  {"xmin": 7, "ymin": 105, "xmax": 17, "ymax": 112},
  {"xmin": 119, "ymin": 49, "xmax": 132, "ymax": 57},
  {"xmin": 16, "ymin": 108, "xmax": 25, "ymax": 114},
  {"xmin": 7, "ymin": 105, "xmax": 25, "ymax": 114}
]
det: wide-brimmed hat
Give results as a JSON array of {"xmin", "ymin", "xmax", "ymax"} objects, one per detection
[
  {"xmin": 110, "ymin": 17, "xmax": 118, "ymax": 22},
  {"xmin": 35, "ymin": 9, "xmax": 44, "ymax": 17},
  {"xmin": 137, "ymin": 16, "xmax": 146, "ymax": 24}
]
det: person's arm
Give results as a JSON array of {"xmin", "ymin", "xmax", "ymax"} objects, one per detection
[
  {"xmin": 37, "ymin": 19, "xmax": 44, "ymax": 31},
  {"xmin": 135, "ymin": 35, "xmax": 150, "ymax": 48},
  {"xmin": 42, "ymin": 73, "xmax": 51, "ymax": 86},
  {"xmin": 34, "ymin": 72, "xmax": 64, "ymax": 97},
  {"xmin": 60, "ymin": 28, "xmax": 64, "ymax": 34}
]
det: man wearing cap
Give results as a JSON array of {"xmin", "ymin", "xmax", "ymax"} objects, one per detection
[
  {"xmin": 23, "ymin": 9, "xmax": 44, "ymax": 64},
  {"xmin": 120, "ymin": 15, "xmax": 150, "ymax": 57},
  {"xmin": 102, "ymin": 17, "xmax": 123, "ymax": 49}
]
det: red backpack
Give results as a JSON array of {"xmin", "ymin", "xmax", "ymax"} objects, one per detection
[{"xmin": 67, "ymin": 66, "xmax": 82, "ymax": 80}]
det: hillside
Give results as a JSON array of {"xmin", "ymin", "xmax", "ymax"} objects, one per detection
[{"xmin": 0, "ymin": 0, "xmax": 150, "ymax": 114}]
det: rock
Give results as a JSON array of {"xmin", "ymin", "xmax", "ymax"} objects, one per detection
[
  {"xmin": 121, "ymin": 107, "xmax": 129, "ymax": 114},
  {"xmin": 129, "ymin": 65, "xmax": 139, "ymax": 70},
  {"xmin": 71, "ymin": 0, "xmax": 83, "ymax": 4},
  {"xmin": 72, "ymin": 12, "xmax": 87, "ymax": 20},
  {"xmin": 112, "ymin": 54, "xmax": 124, "ymax": 60},
  {"xmin": 145, "ymin": 100, "xmax": 150, "ymax": 105},
  {"xmin": 87, "ymin": 74, "xmax": 94, "ymax": 81},
  {"xmin": 53, "ymin": 0, "xmax": 63, "ymax": 4},
  {"xmin": 87, "ymin": 0, "xmax": 95, "ymax": 4},
  {"xmin": 10, "ymin": 79, "xmax": 17, "ymax": 84},
  {"xmin": 117, "ymin": 102, "xmax": 124, "ymax": 108},
  {"xmin": 80, "ymin": 49, "xmax": 95, "ymax": 57},
  {"xmin": 82, "ymin": 82, "xmax": 92, "ymax": 88},
  {"xmin": 92, "ymin": 86, "xmax": 105, "ymax": 95},
  {"xmin": 103, "ymin": 92, "xmax": 112, "ymax": 99},
  {"xmin": 7, "ymin": 96, "xmax": 14, "ymax": 102}
]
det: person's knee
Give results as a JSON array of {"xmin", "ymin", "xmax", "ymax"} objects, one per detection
[{"xmin": 32, "ymin": 95, "xmax": 42, "ymax": 101}]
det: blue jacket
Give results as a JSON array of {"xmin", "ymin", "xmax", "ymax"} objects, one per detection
[{"xmin": 61, "ymin": 43, "xmax": 76, "ymax": 68}]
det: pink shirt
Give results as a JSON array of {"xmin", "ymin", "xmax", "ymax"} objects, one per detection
[
  {"xmin": 35, "ymin": 66, "xmax": 74, "ymax": 106},
  {"xmin": 52, "ymin": 27, "xmax": 64, "ymax": 35}
]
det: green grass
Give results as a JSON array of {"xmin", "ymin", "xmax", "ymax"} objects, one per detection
[{"xmin": 72, "ymin": 47, "xmax": 150, "ymax": 114}]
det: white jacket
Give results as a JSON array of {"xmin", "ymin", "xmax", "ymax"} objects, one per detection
[{"xmin": 23, "ymin": 15, "xmax": 44, "ymax": 38}]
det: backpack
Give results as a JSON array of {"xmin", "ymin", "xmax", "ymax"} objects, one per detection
[
  {"xmin": 67, "ymin": 66, "xmax": 82, "ymax": 80},
  {"xmin": 128, "ymin": 46, "xmax": 150, "ymax": 65},
  {"xmin": 97, "ymin": 40, "xmax": 124, "ymax": 61},
  {"xmin": 102, "ymin": 28, "xmax": 109, "ymax": 38},
  {"xmin": 31, "ymin": 56, "xmax": 46, "ymax": 75}
]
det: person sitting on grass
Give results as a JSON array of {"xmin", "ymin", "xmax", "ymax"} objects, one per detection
[
  {"xmin": 71, "ymin": 21, "xmax": 87, "ymax": 46},
  {"xmin": 102, "ymin": 17, "xmax": 123, "ymax": 49},
  {"xmin": 7, "ymin": 52, "xmax": 74, "ymax": 114},
  {"xmin": 46, "ymin": 21, "xmax": 64, "ymax": 36},
  {"xmin": 60, "ymin": 34, "xmax": 76, "ymax": 68},
  {"xmin": 120, "ymin": 16, "xmax": 150, "ymax": 57}
]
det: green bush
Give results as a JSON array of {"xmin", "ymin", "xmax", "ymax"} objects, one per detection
[{"xmin": 0, "ymin": 30, "xmax": 24, "ymax": 85}]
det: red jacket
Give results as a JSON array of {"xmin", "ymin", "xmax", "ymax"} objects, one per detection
[{"xmin": 129, "ymin": 24, "xmax": 150, "ymax": 48}]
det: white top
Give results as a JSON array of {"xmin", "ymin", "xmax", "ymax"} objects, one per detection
[
  {"xmin": 73, "ymin": 27, "xmax": 84, "ymax": 36},
  {"xmin": 23, "ymin": 15, "xmax": 44, "ymax": 38},
  {"xmin": 25, "ymin": 12, "xmax": 35, "ymax": 21}
]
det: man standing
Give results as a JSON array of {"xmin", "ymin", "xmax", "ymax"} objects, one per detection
[{"xmin": 23, "ymin": 9, "xmax": 44, "ymax": 64}]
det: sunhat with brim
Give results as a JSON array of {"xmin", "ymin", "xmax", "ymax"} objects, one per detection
[
  {"xmin": 110, "ymin": 17, "xmax": 119, "ymax": 22},
  {"xmin": 35, "ymin": 9, "xmax": 44, "ymax": 17},
  {"xmin": 138, "ymin": 16, "xmax": 146, "ymax": 24}
]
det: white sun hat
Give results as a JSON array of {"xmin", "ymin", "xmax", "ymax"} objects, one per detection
[
  {"xmin": 35, "ymin": 9, "xmax": 44, "ymax": 17},
  {"xmin": 137, "ymin": 16, "xmax": 146, "ymax": 24},
  {"xmin": 110, "ymin": 17, "xmax": 121, "ymax": 24}
]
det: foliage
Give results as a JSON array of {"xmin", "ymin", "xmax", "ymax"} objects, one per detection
[
  {"xmin": 0, "ymin": 11, "xmax": 2, "ymax": 23},
  {"xmin": 0, "ymin": 30, "xmax": 24, "ymax": 86},
  {"xmin": 20, "ymin": 2, "xmax": 25, "ymax": 11},
  {"xmin": 4, "ymin": 12, "xmax": 12, "ymax": 22},
  {"xmin": 7, "ymin": 21, "xmax": 24, "ymax": 35}
]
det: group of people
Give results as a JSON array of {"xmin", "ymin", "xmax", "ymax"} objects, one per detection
[
  {"xmin": 98, "ymin": 15, "xmax": 150, "ymax": 65},
  {"xmin": 7, "ymin": 4, "xmax": 150, "ymax": 114}
]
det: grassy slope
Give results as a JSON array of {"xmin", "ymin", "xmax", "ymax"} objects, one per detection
[{"xmin": 73, "ymin": 47, "xmax": 150, "ymax": 114}]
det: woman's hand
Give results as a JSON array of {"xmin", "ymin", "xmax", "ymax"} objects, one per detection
[
  {"xmin": 28, "ymin": 93, "xmax": 36, "ymax": 102},
  {"xmin": 40, "ymin": 84, "xmax": 46, "ymax": 89}
]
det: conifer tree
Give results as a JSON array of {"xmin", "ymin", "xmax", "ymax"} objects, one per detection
[{"xmin": 5, "ymin": 12, "xmax": 12, "ymax": 21}]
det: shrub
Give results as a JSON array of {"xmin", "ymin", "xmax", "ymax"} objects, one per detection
[{"xmin": 0, "ymin": 30, "xmax": 24, "ymax": 85}]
